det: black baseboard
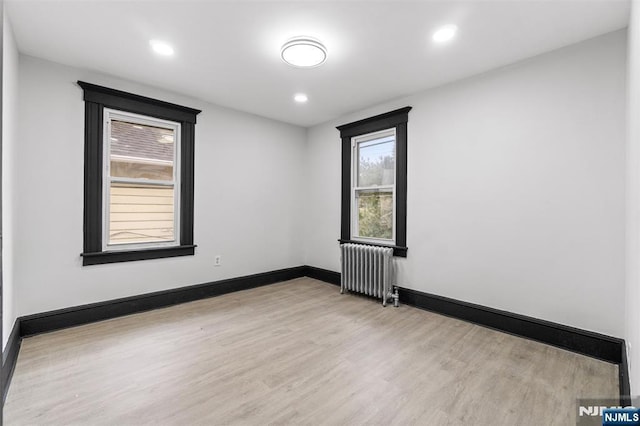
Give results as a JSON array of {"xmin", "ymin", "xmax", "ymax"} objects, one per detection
[
  {"xmin": 307, "ymin": 269, "xmax": 626, "ymax": 364},
  {"xmin": 304, "ymin": 266, "xmax": 340, "ymax": 285},
  {"xmin": 398, "ymin": 287, "xmax": 623, "ymax": 364},
  {"xmin": 2, "ymin": 319, "xmax": 21, "ymax": 403},
  {"xmin": 5, "ymin": 265, "xmax": 630, "ymax": 407},
  {"xmin": 620, "ymin": 341, "xmax": 631, "ymax": 406},
  {"xmin": 20, "ymin": 266, "xmax": 307, "ymax": 337},
  {"xmin": 1, "ymin": 266, "xmax": 309, "ymax": 407}
]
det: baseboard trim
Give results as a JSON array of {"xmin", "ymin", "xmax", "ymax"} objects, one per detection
[
  {"xmin": 20, "ymin": 266, "xmax": 307, "ymax": 337},
  {"xmin": 620, "ymin": 341, "xmax": 631, "ymax": 406},
  {"xmin": 6, "ymin": 265, "xmax": 629, "ymax": 407},
  {"xmin": 306, "ymin": 268, "xmax": 625, "ymax": 365},
  {"xmin": 304, "ymin": 266, "xmax": 340, "ymax": 285},
  {"xmin": 397, "ymin": 287, "xmax": 623, "ymax": 364},
  {"xmin": 3, "ymin": 266, "xmax": 309, "ymax": 407},
  {"xmin": 3, "ymin": 319, "xmax": 21, "ymax": 403}
]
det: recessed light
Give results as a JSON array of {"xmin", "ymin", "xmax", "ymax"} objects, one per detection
[
  {"xmin": 281, "ymin": 37, "xmax": 327, "ymax": 68},
  {"xmin": 294, "ymin": 93, "xmax": 308, "ymax": 103},
  {"xmin": 432, "ymin": 25, "xmax": 458, "ymax": 43},
  {"xmin": 149, "ymin": 40, "xmax": 174, "ymax": 56}
]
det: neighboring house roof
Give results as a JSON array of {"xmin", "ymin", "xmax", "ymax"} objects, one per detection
[{"xmin": 111, "ymin": 120, "xmax": 175, "ymax": 163}]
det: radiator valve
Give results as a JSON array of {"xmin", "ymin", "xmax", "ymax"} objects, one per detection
[{"xmin": 392, "ymin": 286, "xmax": 399, "ymax": 308}]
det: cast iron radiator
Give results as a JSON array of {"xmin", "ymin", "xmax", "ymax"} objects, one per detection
[{"xmin": 340, "ymin": 243, "xmax": 399, "ymax": 307}]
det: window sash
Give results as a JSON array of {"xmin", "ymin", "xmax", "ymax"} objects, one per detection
[
  {"xmin": 351, "ymin": 128, "xmax": 397, "ymax": 244},
  {"xmin": 353, "ymin": 189, "xmax": 395, "ymax": 243},
  {"xmin": 102, "ymin": 109, "xmax": 181, "ymax": 251}
]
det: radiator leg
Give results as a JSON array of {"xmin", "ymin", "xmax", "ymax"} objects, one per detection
[
  {"xmin": 382, "ymin": 296, "xmax": 387, "ymax": 307},
  {"xmin": 392, "ymin": 286, "xmax": 399, "ymax": 308}
]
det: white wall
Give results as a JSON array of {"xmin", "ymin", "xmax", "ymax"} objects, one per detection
[
  {"xmin": 627, "ymin": 1, "xmax": 640, "ymax": 395},
  {"xmin": 305, "ymin": 30, "xmax": 627, "ymax": 338},
  {"xmin": 15, "ymin": 55, "xmax": 306, "ymax": 317},
  {"xmin": 8, "ymin": 26, "xmax": 628, "ymax": 343},
  {"xmin": 2, "ymin": 7, "xmax": 18, "ymax": 348}
]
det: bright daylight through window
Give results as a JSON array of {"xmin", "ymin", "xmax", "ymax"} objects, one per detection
[
  {"xmin": 353, "ymin": 129, "xmax": 396, "ymax": 241},
  {"xmin": 337, "ymin": 107, "xmax": 411, "ymax": 257}
]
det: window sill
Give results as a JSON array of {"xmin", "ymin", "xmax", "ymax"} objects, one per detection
[
  {"xmin": 81, "ymin": 245, "xmax": 196, "ymax": 266},
  {"xmin": 338, "ymin": 239, "xmax": 407, "ymax": 257}
]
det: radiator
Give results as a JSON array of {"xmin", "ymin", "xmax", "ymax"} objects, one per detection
[{"xmin": 340, "ymin": 243, "xmax": 399, "ymax": 307}]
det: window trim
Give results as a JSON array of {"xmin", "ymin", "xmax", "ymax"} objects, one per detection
[
  {"xmin": 337, "ymin": 106, "xmax": 411, "ymax": 257},
  {"xmin": 78, "ymin": 81, "xmax": 201, "ymax": 266}
]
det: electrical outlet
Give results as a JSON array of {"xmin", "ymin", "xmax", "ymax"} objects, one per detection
[{"xmin": 214, "ymin": 255, "xmax": 222, "ymax": 266}]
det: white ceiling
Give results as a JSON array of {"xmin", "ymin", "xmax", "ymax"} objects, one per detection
[{"xmin": 6, "ymin": 0, "xmax": 630, "ymax": 127}]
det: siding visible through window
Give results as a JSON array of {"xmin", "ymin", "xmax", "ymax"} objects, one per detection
[
  {"xmin": 103, "ymin": 110, "xmax": 180, "ymax": 250},
  {"xmin": 78, "ymin": 80, "xmax": 201, "ymax": 265},
  {"xmin": 109, "ymin": 183, "xmax": 175, "ymax": 244}
]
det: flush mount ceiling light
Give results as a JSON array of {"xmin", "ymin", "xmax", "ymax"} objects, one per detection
[
  {"xmin": 149, "ymin": 40, "xmax": 174, "ymax": 56},
  {"xmin": 432, "ymin": 25, "xmax": 458, "ymax": 43},
  {"xmin": 294, "ymin": 93, "xmax": 308, "ymax": 103},
  {"xmin": 281, "ymin": 37, "xmax": 327, "ymax": 68}
]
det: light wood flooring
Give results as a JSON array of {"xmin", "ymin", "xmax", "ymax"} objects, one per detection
[{"xmin": 5, "ymin": 278, "xmax": 618, "ymax": 425}]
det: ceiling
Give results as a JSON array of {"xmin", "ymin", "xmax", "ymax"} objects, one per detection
[{"xmin": 6, "ymin": 0, "xmax": 630, "ymax": 127}]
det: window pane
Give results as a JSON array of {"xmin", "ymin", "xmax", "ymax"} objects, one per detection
[
  {"xmin": 110, "ymin": 120, "xmax": 175, "ymax": 181},
  {"xmin": 357, "ymin": 190, "xmax": 393, "ymax": 240},
  {"xmin": 109, "ymin": 182, "xmax": 174, "ymax": 245},
  {"xmin": 357, "ymin": 136, "xmax": 395, "ymax": 187}
]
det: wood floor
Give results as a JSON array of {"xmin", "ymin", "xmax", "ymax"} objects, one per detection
[{"xmin": 5, "ymin": 278, "xmax": 618, "ymax": 425}]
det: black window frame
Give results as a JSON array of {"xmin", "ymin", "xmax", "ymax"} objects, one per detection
[
  {"xmin": 337, "ymin": 106, "xmax": 411, "ymax": 257},
  {"xmin": 78, "ymin": 81, "xmax": 201, "ymax": 266}
]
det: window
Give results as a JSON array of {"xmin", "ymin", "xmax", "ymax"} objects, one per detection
[
  {"xmin": 337, "ymin": 107, "xmax": 411, "ymax": 257},
  {"xmin": 352, "ymin": 129, "xmax": 396, "ymax": 242},
  {"xmin": 104, "ymin": 110, "xmax": 180, "ymax": 249},
  {"xmin": 79, "ymin": 81, "xmax": 201, "ymax": 265}
]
